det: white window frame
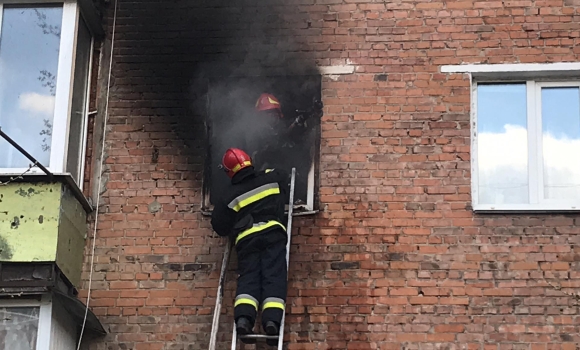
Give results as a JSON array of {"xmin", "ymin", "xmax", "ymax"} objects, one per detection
[
  {"xmin": 533, "ymin": 81, "xmax": 580, "ymax": 210},
  {"xmin": 0, "ymin": 296, "xmax": 53, "ymax": 350},
  {"xmin": 442, "ymin": 62, "xmax": 580, "ymax": 212},
  {"xmin": 65, "ymin": 5, "xmax": 95, "ymax": 189},
  {"xmin": 0, "ymin": 0, "xmax": 94, "ymax": 189}
]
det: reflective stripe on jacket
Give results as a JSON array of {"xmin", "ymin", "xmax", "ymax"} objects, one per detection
[{"xmin": 211, "ymin": 167, "xmax": 289, "ymax": 244}]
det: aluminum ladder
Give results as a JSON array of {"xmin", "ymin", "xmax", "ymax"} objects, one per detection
[{"xmin": 208, "ymin": 168, "xmax": 296, "ymax": 350}]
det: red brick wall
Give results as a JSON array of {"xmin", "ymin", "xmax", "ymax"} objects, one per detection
[{"xmin": 81, "ymin": 1, "xmax": 580, "ymax": 349}]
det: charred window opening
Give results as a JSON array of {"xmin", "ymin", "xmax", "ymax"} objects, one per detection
[{"xmin": 202, "ymin": 75, "xmax": 322, "ymax": 213}]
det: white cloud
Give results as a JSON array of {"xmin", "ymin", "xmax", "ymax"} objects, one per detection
[
  {"xmin": 18, "ymin": 92, "xmax": 55, "ymax": 116},
  {"xmin": 478, "ymin": 124, "xmax": 580, "ymax": 204}
]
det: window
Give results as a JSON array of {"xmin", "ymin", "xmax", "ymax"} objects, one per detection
[
  {"xmin": 202, "ymin": 75, "xmax": 322, "ymax": 214},
  {"xmin": 0, "ymin": 306, "xmax": 40, "ymax": 349},
  {"xmin": 0, "ymin": 297, "xmax": 77, "ymax": 350},
  {"xmin": 0, "ymin": 299, "xmax": 48, "ymax": 350},
  {"xmin": 473, "ymin": 80, "xmax": 580, "ymax": 211},
  {"xmin": 0, "ymin": 1, "xmax": 94, "ymax": 187}
]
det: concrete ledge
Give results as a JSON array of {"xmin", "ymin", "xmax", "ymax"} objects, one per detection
[
  {"xmin": 441, "ymin": 62, "xmax": 580, "ymax": 73},
  {"xmin": 441, "ymin": 62, "xmax": 580, "ymax": 81},
  {"xmin": 318, "ymin": 65, "xmax": 356, "ymax": 75}
]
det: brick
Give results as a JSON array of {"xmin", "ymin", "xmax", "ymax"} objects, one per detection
[
  {"xmin": 426, "ymin": 333, "xmax": 457, "ymax": 342},
  {"xmin": 440, "ymin": 297, "xmax": 470, "ymax": 305},
  {"xmin": 499, "ymin": 324, "xmax": 526, "ymax": 333},
  {"xmin": 483, "ymin": 289, "xmax": 514, "ymax": 296},
  {"xmin": 117, "ymin": 298, "xmax": 145, "ymax": 307},
  {"xmin": 410, "ymin": 296, "xmax": 438, "ymax": 304},
  {"xmin": 390, "ymin": 288, "xmax": 418, "ymax": 296},
  {"xmin": 511, "ymin": 262, "xmax": 539, "ymax": 270},
  {"xmin": 434, "ymin": 324, "xmax": 465, "ymax": 333},
  {"xmin": 110, "ymin": 281, "xmax": 138, "ymax": 290}
]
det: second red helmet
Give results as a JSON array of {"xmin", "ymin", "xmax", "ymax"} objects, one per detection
[{"xmin": 255, "ymin": 93, "xmax": 283, "ymax": 118}]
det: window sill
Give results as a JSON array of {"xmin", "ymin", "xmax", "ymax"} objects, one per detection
[
  {"xmin": 473, "ymin": 204, "xmax": 580, "ymax": 214},
  {"xmin": 201, "ymin": 208, "xmax": 319, "ymax": 217},
  {"xmin": 0, "ymin": 173, "xmax": 92, "ymax": 213}
]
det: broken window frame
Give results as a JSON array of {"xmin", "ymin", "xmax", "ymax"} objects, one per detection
[
  {"xmin": 202, "ymin": 128, "xmax": 321, "ymax": 215},
  {"xmin": 202, "ymin": 152, "xmax": 319, "ymax": 215},
  {"xmin": 0, "ymin": 0, "xmax": 94, "ymax": 190},
  {"xmin": 200, "ymin": 77, "xmax": 322, "ymax": 216}
]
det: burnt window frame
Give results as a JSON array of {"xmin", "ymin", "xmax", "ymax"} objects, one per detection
[{"xmin": 200, "ymin": 74, "xmax": 322, "ymax": 216}]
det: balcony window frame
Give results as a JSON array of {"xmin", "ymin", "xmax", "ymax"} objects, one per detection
[
  {"xmin": 0, "ymin": 0, "xmax": 95, "ymax": 189},
  {"xmin": 0, "ymin": 297, "xmax": 53, "ymax": 350}
]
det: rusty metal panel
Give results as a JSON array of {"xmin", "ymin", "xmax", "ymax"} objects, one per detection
[{"xmin": 0, "ymin": 183, "xmax": 61, "ymax": 262}]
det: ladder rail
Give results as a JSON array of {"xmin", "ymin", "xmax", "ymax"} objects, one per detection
[
  {"xmin": 231, "ymin": 323, "xmax": 237, "ymax": 350},
  {"xmin": 209, "ymin": 239, "xmax": 232, "ymax": 350},
  {"xmin": 278, "ymin": 167, "xmax": 296, "ymax": 350}
]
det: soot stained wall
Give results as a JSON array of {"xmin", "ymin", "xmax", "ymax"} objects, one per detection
[{"xmin": 81, "ymin": 1, "xmax": 580, "ymax": 349}]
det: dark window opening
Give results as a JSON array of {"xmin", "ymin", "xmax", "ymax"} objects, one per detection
[{"xmin": 202, "ymin": 75, "xmax": 322, "ymax": 213}]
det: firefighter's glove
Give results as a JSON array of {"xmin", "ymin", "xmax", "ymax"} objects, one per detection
[
  {"xmin": 312, "ymin": 98, "xmax": 323, "ymax": 112},
  {"xmin": 311, "ymin": 98, "xmax": 324, "ymax": 118},
  {"xmin": 293, "ymin": 115, "xmax": 306, "ymax": 127}
]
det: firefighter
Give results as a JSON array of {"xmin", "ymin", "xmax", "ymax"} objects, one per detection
[
  {"xmin": 255, "ymin": 93, "xmax": 285, "ymax": 120},
  {"xmin": 252, "ymin": 93, "xmax": 322, "ymax": 206},
  {"xmin": 211, "ymin": 148, "xmax": 290, "ymax": 346},
  {"xmin": 253, "ymin": 93, "xmax": 322, "ymax": 159},
  {"xmin": 250, "ymin": 93, "xmax": 290, "ymax": 170}
]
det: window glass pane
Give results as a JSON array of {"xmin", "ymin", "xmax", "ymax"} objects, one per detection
[
  {"xmin": 477, "ymin": 83, "xmax": 529, "ymax": 205},
  {"xmin": 541, "ymin": 86, "xmax": 580, "ymax": 200},
  {"xmin": 66, "ymin": 18, "xmax": 92, "ymax": 185},
  {"xmin": 0, "ymin": 307, "xmax": 39, "ymax": 350},
  {"xmin": 0, "ymin": 6, "xmax": 63, "ymax": 168}
]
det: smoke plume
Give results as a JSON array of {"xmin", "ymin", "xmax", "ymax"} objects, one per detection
[
  {"xmin": 182, "ymin": 0, "xmax": 322, "ymax": 206},
  {"xmin": 122, "ymin": 0, "xmax": 322, "ymax": 206}
]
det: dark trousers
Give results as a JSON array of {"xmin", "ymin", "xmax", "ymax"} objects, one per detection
[{"xmin": 234, "ymin": 229, "xmax": 287, "ymax": 330}]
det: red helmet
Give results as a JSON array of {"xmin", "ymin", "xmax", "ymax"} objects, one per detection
[
  {"xmin": 255, "ymin": 93, "xmax": 283, "ymax": 118},
  {"xmin": 221, "ymin": 148, "xmax": 252, "ymax": 178}
]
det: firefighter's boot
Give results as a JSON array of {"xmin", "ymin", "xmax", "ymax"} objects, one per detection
[
  {"xmin": 236, "ymin": 317, "xmax": 256, "ymax": 344},
  {"xmin": 265, "ymin": 321, "xmax": 279, "ymax": 346}
]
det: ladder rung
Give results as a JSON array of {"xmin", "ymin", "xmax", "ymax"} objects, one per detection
[{"xmin": 238, "ymin": 334, "xmax": 279, "ymax": 340}]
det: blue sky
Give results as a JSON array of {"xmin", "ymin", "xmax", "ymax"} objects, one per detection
[
  {"xmin": 477, "ymin": 83, "xmax": 528, "ymax": 134},
  {"xmin": 477, "ymin": 83, "xmax": 580, "ymax": 204},
  {"xmin": 477, "ymin": 83, "xmax": 580, "ymax": 138},
  {"xmin": 542, "ymin": 87, "xmax": 580, "ymax": 139},
  {"xmin": 0, "ymin": 6, "xmax": 62, "ymax": 168}
]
